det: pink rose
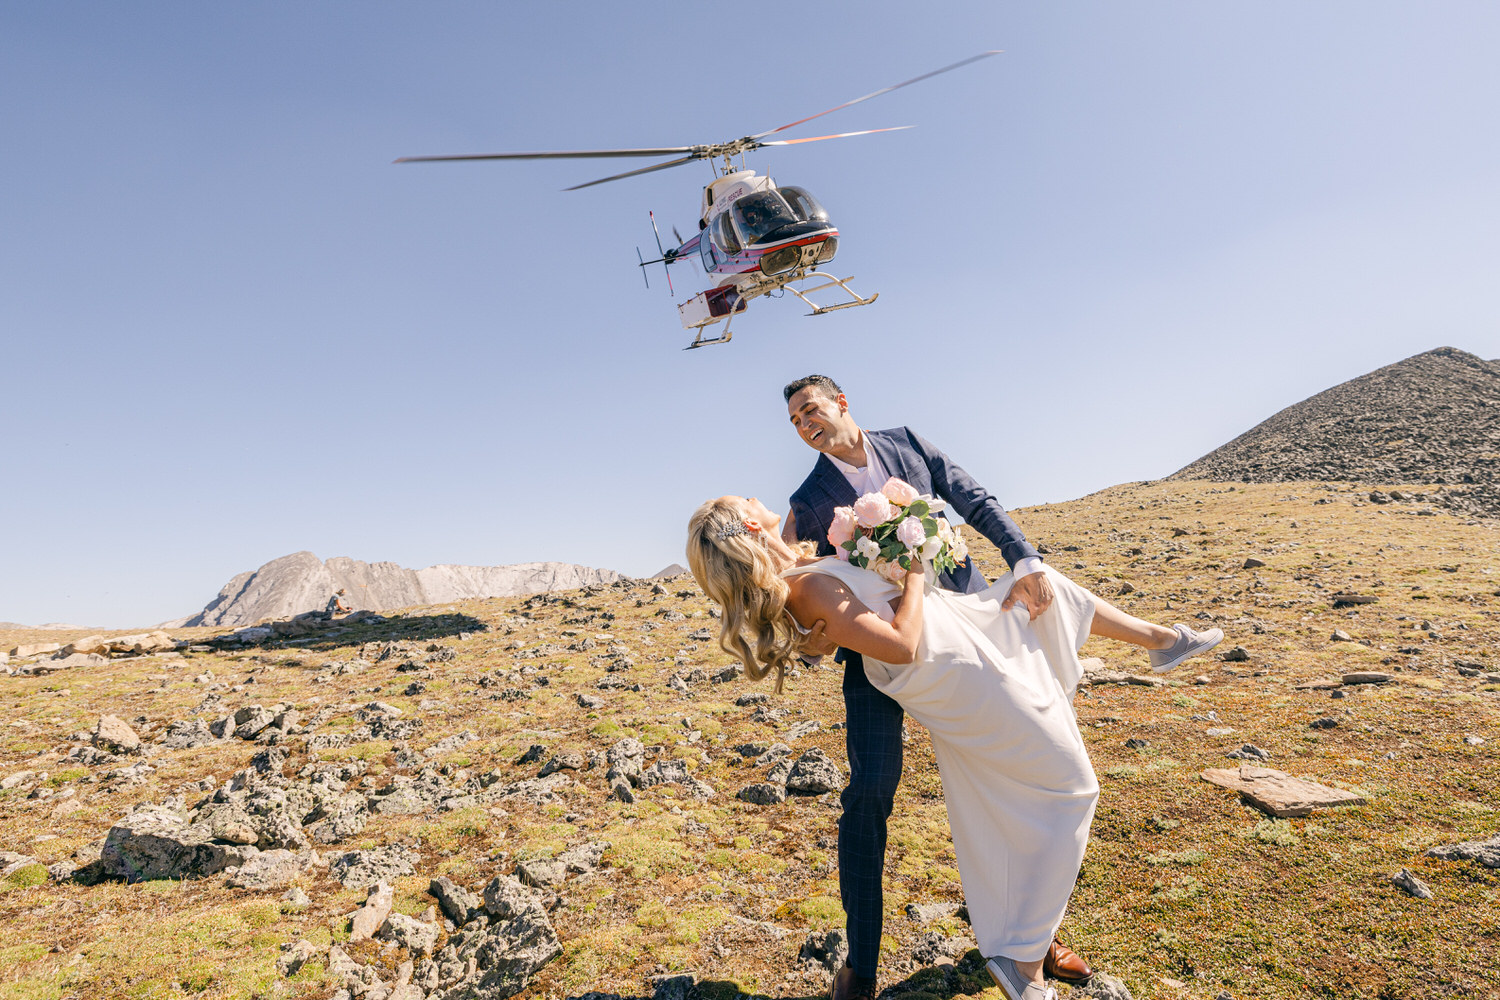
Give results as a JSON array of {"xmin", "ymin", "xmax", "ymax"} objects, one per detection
[
  {"xmin": 828, "ymin": 506, "xmax": 859, "ymax": 547},
  {"xmin": 881, "ymin": 477, "xmax": 919, "ymax": 506},
  {"xmin": 878, "ymin": 559, "xmax": 907, "ymax": 583},
  {"xmin": 895, "ymin": 516, "xmax": 926, "ymax": 550},
  {"xmin": 852, "ymin": 492, "xmax": 896, "ymax": 528}
]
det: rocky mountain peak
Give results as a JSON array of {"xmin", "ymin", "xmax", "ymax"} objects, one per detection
[
  {"xmin": 1169, "ymin": 346, "xmax": 1500, "ymax": 515},
  {"xmin": 185, "ymin": 552, "xmax": 622, "ymax": 628}
]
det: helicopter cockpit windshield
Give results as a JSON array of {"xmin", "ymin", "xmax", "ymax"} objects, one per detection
[
  {"xmin": 731, "ymin": 191, "xmax": 798, "ymax": 245},
  {"xmin": 779, "ymin": 186, "xmax": 829, "ymax": 224}
]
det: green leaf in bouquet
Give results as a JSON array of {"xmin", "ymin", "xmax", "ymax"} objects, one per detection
[
  {"xmin": 907, "ymin": 499, "xmax": 929, "ymax": 518},
  {"xmin": 923, "ymin": 519, "xmax": 939, "ymax": 538}
]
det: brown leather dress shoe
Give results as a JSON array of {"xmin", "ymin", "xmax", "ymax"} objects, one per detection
[
  {"xmin": 831, "ymin": 964, "xmax": 879, "ymax": 1000},
  {"xmin": 1042, "ymin": 936, "xmax": 1093, "ymax": 983}
]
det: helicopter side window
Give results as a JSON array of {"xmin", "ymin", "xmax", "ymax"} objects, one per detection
[
  {"xmin": 714, "ymin": 212, "xmax": 741, "ymax": 256},
  {"xmin": 731, "ymin": 191, "xmax": 797, "ymax": 244},
  {"xmin": 700, "ymin": 232, "xmax": 718, "ymax": 270},
  {"xmin": 780, "ymin": 186, "xmax": 829, "ymax": 224}
]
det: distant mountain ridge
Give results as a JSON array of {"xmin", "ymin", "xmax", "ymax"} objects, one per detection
[
  {"xmin": 183, "ymin": 551, "xmax": 622, "ymax": 628},
  {"xmin": 1169, "ymin": 347, "xmax": 1500, "ymax": 516}
]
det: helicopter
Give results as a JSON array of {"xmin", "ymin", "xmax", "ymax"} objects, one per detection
[{"xmin": 396, "ymin": 51, "xmax": 999, "ymax": 349}]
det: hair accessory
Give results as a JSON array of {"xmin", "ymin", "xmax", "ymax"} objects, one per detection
[{"xmin": 716, "ymin": 521, "xmax": 749, "ymax": 541}]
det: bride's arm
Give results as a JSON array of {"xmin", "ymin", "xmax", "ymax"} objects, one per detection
[{"xmin": 787, "ymin": 562, "xmax": 927, "ymax": 664}]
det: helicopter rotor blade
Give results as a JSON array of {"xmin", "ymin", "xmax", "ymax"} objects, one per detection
[
  {"xmin": 748, "ymin": 50, "xmax": 1000, "ymax": 142},
  {"xmin": 562, "ymin": 154, "xmax": 702, "ymax": 191},
  {"xmin": 394, "ymin": 146, "xmax": 699, "ymax": 164},
  {"xmin": 758, "ymin": 126, "xmax": 914, "ymax": 147}
]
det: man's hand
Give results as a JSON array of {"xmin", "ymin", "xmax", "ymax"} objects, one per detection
[
  {"xmin": 1001, "ymin": 570, "xmax": 1054, "ymax": 621},
  {"xmin": 799, "ymin": 618, "xmax": 838, "ymax": 658}
]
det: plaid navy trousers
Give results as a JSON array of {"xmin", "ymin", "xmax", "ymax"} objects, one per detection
[{"xmin": 839, "ymin": 650, "xmax": 905, "ymax": 979}]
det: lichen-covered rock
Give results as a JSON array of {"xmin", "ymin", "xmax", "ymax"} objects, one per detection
[
  {"xmin": 381, "ymin": 911, "xmax": 441, "ymax": 955},
  {"xmin": 101, "ymin": 806, "xmax": 259, "ymax": 882},
  {"xmin": 330, "ymin": 845, "xmax": 419, "ymax": 889},
  {"xmin": 161, "ymin": 719, "xmax": 218, "ymax": 750},
  {"xmin": 786, "ymin": 748, "xmax": 844, "ymax": 795},
  {"xmin": 93, "ymin": 715, "xmax": 140, "ymax": 754},
  {"xmin": 737, "ymin": 782, "xmax": 787, "ymax": 806},
  {"xmin": 430, "ymin": 875, "xmax": 484, "ymax": 927},
  {"xmin": 226, "ymin": 848, "xmax": 316, "ymax": 890}
]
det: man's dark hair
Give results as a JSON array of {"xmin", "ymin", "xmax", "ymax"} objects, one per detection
[{"xmin": 783, "ymin": 374, "xmax": 842, "ymax": 403}]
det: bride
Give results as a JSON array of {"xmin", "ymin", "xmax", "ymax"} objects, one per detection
[{"xmin": 687, "ymin": 494, "xmax": 1216, "ymax": 1000}]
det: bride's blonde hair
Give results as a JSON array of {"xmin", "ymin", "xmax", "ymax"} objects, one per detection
[{"xmin": 686, "ymin": 497, "xmax": 815, "ymax": 693}]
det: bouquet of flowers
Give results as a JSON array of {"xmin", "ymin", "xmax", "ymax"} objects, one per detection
[{"xmin": 828, "ymin": 477, "xmax": 969, "ymax": 585}]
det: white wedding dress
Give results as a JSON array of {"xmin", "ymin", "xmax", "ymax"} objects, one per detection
[{"xmin": 783, "ymin": 558, "xmax": 1101, "ymax": 963}]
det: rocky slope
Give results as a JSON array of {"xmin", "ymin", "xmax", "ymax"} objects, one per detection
[
  {"xmin": 2, "ymin": 480, "xmax": 1497, "ymax": 1000},
  {"xmin": 185, "ymin": 552, "xmax": 621, "ymax": 628},
  {"xmin": 1169, "ymin": 347, "xmax": 1500, "ymax": 515}
]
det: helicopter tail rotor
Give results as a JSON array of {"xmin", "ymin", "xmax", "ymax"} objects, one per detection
[{"xmin": 636, "ymin": 211, "xmax": 676, "ymax": 295}]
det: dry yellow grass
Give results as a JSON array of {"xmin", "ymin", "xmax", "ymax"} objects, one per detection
[{"xmin": 1, "ymin": 480, "xmax": 1496, "ymax": 1000}]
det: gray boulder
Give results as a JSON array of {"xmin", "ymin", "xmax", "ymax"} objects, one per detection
[
  {"xmin": 225, "ymin": 849, "xmax": 314, "ymax": 890},
  {"xmin": 430, "ymin": 875, "xmax": 485, "ymax": 927},
  {"xmin": 161, "ymin": 719, "xmax": 218, "ymax": 750},
  {"xmin": 440, "ymin": 876, "xmax": 562, "ymax": 999},
  {"xmin": 737, "ymin": 783, "xmax": 787, "ymax": 806},
  {"xmin": 93, "ymin": 715, "xmax": 141, "ymax": 754},
  {"xmin": 787, "ymin": 748, "xmax": 844, "ymax": 795},
  {"xmin": 1427, "ymin": 836, "xmax": 1500, "ymax": 868},
  {"xmin": 307, "ymin": 792, "xmax": 370, "ymax": 844},
  {"xmin": 381, "ymin": 911, "xmax": 441, "ymax": 955},
  {"xmin": 515, "ymin": 859, "xmax": 566, "ymax": 889},
  {"xmin": 330, "ymin": 845, "xmax": 419, "ymax": 889},
  {"xmin": 101, "ymin": 806, "xmax": 259, "ymax": 882}
]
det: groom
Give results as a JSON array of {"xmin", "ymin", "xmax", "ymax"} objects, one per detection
[{"xmin": 781, "ymin": 374, "xmax": 1094, "ymax": 998}]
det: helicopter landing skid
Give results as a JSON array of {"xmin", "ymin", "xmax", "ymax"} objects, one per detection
[
  {"xmin": 683, "ymin": 324, "xmax": 733, "ymax": 350},
  {"xmin": 788, "ymin": 272, "xmax": 878, "ymax": 316}
]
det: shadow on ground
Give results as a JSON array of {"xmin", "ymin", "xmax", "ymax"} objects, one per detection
[{"xmin": 207, "ymin": 611, "xmax": 489, "ymax": 654}]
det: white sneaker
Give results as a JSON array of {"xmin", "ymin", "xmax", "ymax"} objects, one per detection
[
  {"xmin": 986, "ymin": 956, "xmax": 1057, "ymax": 1000},
  {"xmin": 1148, "ymin": 622, "xmax": 1225, "ymax": 673}
]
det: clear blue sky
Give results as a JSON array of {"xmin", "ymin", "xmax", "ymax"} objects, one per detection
[{"xmin": 4, "ymin": 3, "xmax": 1498, "ymax": 627}]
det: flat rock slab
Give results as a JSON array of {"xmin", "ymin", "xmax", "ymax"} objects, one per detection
[
  {"xmin": 1200, "ymin": 765, "xmax": 1367, "ymax": 817},
  {"xmin": 1294, "ymin": 679, "xmax": 1343, "ymax": 690}
]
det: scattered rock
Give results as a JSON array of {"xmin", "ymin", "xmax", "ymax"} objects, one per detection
[
  {"xmin": 92, "ymin": 715, "xmax": 141, "ymax": 754},
  {"xmin": 1200, "ymin": 764, "xmax": 1367, "ymax": 817},
  {"xmin": 1342, "ymin": 672, "xmax": 1394, "ymax": 685},
  {"xmin": 381, "ymin": 910, "xmax": 441, "ymax": 955},
  {"xmin": 1071, "ymin": 972, "xmax": 1136, "ymax": 1000},
  {"xmin": 1391, "ymin": 869, "xmax": 1433, "ymax": 899},
  {"xmin": 737, "ymin": 782, "xmax": 787, "ymax": 806},
  {"xmin": 798, "ymin": 928, "xmax": 849, "ymax": 976},
  {"xmin": 330, "ymin": 845, "xmax": 419, "ymax": 889},
  {"xmin": 1426, "ymin": 836, "xmax": 1500, "ymax": 868},
  {"xmin": 905, "ymin": 901, "xmax": 966, "ymax": 925},
  {"xmin": 1330, "ymin": 630, "xmax": 1355, "ymax": 643},
  {"xmin": 100, "ymin": 806, "xmax": 259, "ymax": 882},
  {"xmin": 1221, "ymin": 646, "xmax": 1251, "ymax": 662},
  {"xmin": 350, "ymin": 880, "xmax": 396, "ymax": 941},
  {"xmin": 430, "ymin": 875, "xmax": 485, "ymax": 927},
  {"xmin": 1226, "ymin": 744, "xmax": 1271, "ymax": 762},
  {"xmin": 226, "ymin": 848, "xmax": 317, "ymax": 890},
  {"xmin": 786, "ymin": 748, "xmax": 843, "ymax": 795},
  {"xmin": 910, "ymin": 929, "xmax": 975, "ymax": 966}
]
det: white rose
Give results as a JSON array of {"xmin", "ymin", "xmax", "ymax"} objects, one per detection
[
  {"xmin": 920, "ymin": 536, "xmax": 944, "ymax": 560},
  {"xmin": 856, "ymin": 537, "xmax": 881, "ymax": 562}
]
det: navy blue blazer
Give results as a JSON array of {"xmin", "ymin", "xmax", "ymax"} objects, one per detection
[{"xmin": 787, "ymin": 426, "xmax": 1039, "ymax": 598}]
